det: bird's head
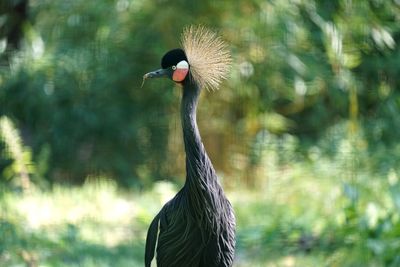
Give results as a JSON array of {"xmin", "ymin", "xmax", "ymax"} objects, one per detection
[
  {"xmin": 143, "ymin": 48, "xmax": 190, "ymax": 83},
  {"xmin": 143, "ymin": 25, "xmax": 231, "ymax": 90}
]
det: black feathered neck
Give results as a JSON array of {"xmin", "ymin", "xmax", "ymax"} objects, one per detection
[
  {"xmin": 181, "ymin": 78, "xmax": 203, "ymax": 169},
  {"xmin": 180, "ymin": 78, "xmax": 218, "ymax": 191}
]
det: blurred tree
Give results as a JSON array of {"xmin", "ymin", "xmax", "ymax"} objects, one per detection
[
  {"xmin": 0, "ymin": 0, "xmax": 29, "ymax": 63},
  {"xmin": 0, "ymin": 0, "xmax": 399, "ymax": 188}
]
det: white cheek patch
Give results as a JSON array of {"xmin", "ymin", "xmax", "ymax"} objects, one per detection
[
  {"xmin": 176, "ymin": 60, "xmax": 189, "ymax": 70},
  {"xmin": 173, "ymin": 60, "xmax": 189, "ymax": 82}
]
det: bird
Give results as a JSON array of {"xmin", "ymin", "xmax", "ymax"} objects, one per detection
[{"xmin": 143, "ymin": 25, "xmax": 235, "ymax": 267}]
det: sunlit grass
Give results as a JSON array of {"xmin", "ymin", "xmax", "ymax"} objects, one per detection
[
  {"xmin": 1, "ymin": 168, "xmax": 337, "ymax": 267},
  {"xmin": 1, "ymin": 154, "xmax": 395, "ymax": 267},
  {"xmin": 1, "ymin": 180, "xmax": 179, "ymax": 266}
]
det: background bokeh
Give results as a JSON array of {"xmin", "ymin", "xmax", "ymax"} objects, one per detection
[{"xmin": 1, "ymin": 0, "xmax": 400, "ymax": 266}]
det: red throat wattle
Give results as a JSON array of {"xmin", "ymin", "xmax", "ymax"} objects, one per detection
[{"xmin": 173, "ymin": 68, "xmax": 189, "ymax": 82}]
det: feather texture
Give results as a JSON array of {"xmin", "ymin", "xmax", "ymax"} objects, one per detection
[
  {"xmin": 145, "ymin": 26, "xmax": 236, "ymax": 267},
  {"xmin": 182, "ymin": 25, "xmax": 232, "ymax": 90}
]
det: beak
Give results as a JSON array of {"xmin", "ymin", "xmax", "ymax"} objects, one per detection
[{"xmin": 143, "ymin": 68, "xmax": 169, "ymax": 80}]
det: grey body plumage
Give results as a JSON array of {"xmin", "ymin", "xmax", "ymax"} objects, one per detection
[{"xmin": 144, "ymin": 26, "xmax": 235, "ymax": 267}]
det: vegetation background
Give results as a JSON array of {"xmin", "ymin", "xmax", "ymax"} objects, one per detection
[{"xmin": 1, "ymin": 0, "xmax": 400, "ymax": 266}]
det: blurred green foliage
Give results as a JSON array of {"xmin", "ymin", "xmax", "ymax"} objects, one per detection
[
  {"xmin": 0, "ymin": 150, "xmax": 399, "ymax": 266},
  {"xmin": 0, "ymin": 0, "xmax": 400, "ymax": 186},
  {"xmin": 1, "ymin": 0, "xmax": 400, "ymax": 186},
  {"xmin": 1, "ymin": 0, "xmax": 400, "ymax": 266}
]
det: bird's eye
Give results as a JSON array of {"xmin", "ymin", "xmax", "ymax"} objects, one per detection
[{"xmin": 172, "ymin": 65, "xmax": 177, "ymax": 70}]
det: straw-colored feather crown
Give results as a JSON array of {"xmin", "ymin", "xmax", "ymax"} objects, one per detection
[{"xmin": 181, "ymin": 25, "xmax": 231, "ymax": 90}]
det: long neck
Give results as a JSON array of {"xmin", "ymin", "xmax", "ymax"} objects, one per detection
[
  {"xmin": 180, "ymin": 80, "xmax": 215, "ymax": 186},
  {"xmin": 180, "ymin": 80, "xmax": 224, "ymax": 231}
]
